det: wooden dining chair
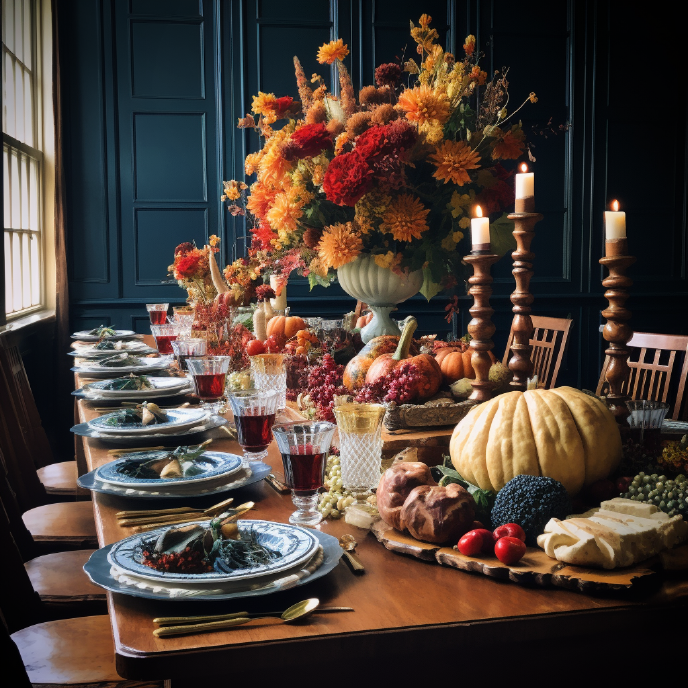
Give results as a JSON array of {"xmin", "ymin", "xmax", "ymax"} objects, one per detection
[
  {"xmin": 0, "ymin": 503, "xmax": 165, "ymax": 688},
  {"xmin": 0, "ymin": 339, "xmax": 84, "ymax": 498},
  {"xmin": 596, "ymin": 331, "xmax": 688, "ymax": 420},
  {"xmin": 502, "ymin": 315, "xmax": 573, "ymax": 389}
]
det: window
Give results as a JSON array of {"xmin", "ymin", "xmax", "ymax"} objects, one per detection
[{"xmin": 2, "ymin": 0, "xmax": 44, "ymax": 318}]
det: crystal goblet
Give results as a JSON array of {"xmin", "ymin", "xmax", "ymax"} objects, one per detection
[
  {"xmin": 250, "ymin": 353, "xmax": 287, "ymax": 410},
  {"xmin": 228, "ymin": 389, "xmax": 279, "ymax": 464},
  {"xmin": 146, "ymin": 303, "xmax": 169, "ymax": 326},
  {"xmin": 170, "ymin": 338, "xmax": 206, "ymax": 372},
  {"xmin": 150, "ymin": 323, "xmax": 179, "ymax": 355},
  {"xmin": 186, "ymin": 356, "xmax": 230, "ymax": 414},
  {"xmin": 272, "ymin": 421, "xmax": 336, "ymax": 526}
]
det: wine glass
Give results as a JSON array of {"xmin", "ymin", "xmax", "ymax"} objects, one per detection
[
  {"xmin": 170, "ymin": 338, "xmax": 206, "ymax": 371},
  {"xmin": 150, "ymin": 323, "xmax": 179, "ymax": 355},
  {"xmin": 272, "ymin": 421, "xmax": 336, "ymax": 526},
  {"xmin": 250, "ymin": 353, "xmax": 287, "ymax": 410},
  {"xmin": 146, "ymin": 303, "xmax": 169, "ymax": 325},
  {"xmin": 227, "ymin": 389, "xmax": 279, "ymax": 464},
  {"xmin": 186, "ymin": 356, "xmax": 230, "ymax": 413}
]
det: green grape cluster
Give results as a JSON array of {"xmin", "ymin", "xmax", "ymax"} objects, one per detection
[
  {"xmin": 621, "ymin": 472, "xmax": 688, "ymax": 518},
  {"xmin": 318, "ymin": 454, "xmax": 353, "ymax": 520}
]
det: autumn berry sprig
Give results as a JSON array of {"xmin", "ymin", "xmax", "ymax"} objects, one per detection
[{"xmin": 354, "ymin": 360, "xmax": 423, "ymax": 404}]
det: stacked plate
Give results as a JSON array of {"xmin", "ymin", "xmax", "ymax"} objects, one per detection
[
  {"xmin": 74, "ymin": 376, "xmax": 194, "ymax": 401},
  {"xmin": 68, "ymin": 340, "xmax": 157, "ymax": 359},
  {"xmin": 83, "ymin": 519, "xmax": 342, "ymax": 601},
  {"xmin": 71, "ymin": 328, "xmax": 139, "ymax": 341},
  {"xmin": 72, "ymin": 355, "xmax": 173, "ymax": 378}
]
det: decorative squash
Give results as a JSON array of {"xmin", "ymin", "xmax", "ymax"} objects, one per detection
[
  {"xmin": 365, "ymin": 317, "xmax": 442, "ymax": 401},
  {"xmin": 449, "ymin": 387, "xmax": 622, "ymax": 496},
  {"xmin": 460, "ymin": 349, "xmax": 497, "ymax": 380},
  {"xmin": 439, "ymin": 351, "xmax": 464, "ymax": 384},
  {"xmin": 435, "ymin": 346, "xmax": 463, "ymax": 366},
  {"xmin": 343, "ymin": 335, "xmax": 418, "ymax": 391},
  {"xmin": 355, "ymin": 313, "xmax": 374, "ymax": 329},
  {"xmin": 266, "ymin": 315, "xmax": 307, "ymax": 340}
]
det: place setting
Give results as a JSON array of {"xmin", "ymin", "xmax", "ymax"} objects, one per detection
[
  {"xmin": 74, "ymin": 374, "xmax": 195, "ymax": 401},
  {"xmin": 71, "ymin": 353, "xmax": 175, "ymax": 379},
  {"xmin": 68, "ymin": 339, "xmax": 158, "ymax": 359},
  {"xmin": 70, "ymin": 324, "xmax": 141, "ymax": 342}
]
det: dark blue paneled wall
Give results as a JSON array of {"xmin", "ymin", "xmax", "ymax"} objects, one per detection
[{"xmin": 58, "ymin": 0, "xmax": 687, "ymax": 391}]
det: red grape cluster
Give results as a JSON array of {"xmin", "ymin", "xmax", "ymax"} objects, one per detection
[
  {"xmin": 305, "ymin": 354, "xmax": 347, "ymax": 422},
  {"xmin": 354, "ymin": 361, "xmax": 422, "ymax": 404}
]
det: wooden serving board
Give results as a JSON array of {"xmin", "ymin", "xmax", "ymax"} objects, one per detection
[{"xmin": 370, "ymin": 520, "xmax": 681, "ymax": 593}]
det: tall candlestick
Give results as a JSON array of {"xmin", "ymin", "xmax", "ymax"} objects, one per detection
[
  {"xmin": 515, "ymin": 163, "xmax": 534, "ymax": 200},
  {"xmin": 471, "ymin": 205, "xmax": 490, "ymax": 249},
  {"xmin": 604, "ymin": 199, "xmax": 626, "ymax": 241}
]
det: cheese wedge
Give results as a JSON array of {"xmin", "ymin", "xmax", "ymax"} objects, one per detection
[{"xmin": 599, "ymin": 498, "xmax": 669, "ymax": 520}]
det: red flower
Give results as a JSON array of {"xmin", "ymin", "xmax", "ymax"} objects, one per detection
[
  {"xmin": 251, "ymin": 223, "xmax": 277, "ymax": 251},
  {"xmin": 174, "ymin": 242, "xmax": 194, "ymax": 256},
  {"xmin": 322, "ymin": 150, "xmax": 373, "ymax": 206},
  {"xmin": 274, "ymin": 96, "xmax": 294, "ymax": 118},
  {"xmin": 384, "ymin": 119, "xmax": 417, "ymax": 152},
  {"xmin": 476, "ymin": 180, "xmax": 515, "ymax": 216},
  {"xmin": 255, "ymin": 284, "xmax": 276, "ymax": 301},
  {"xmin": 282, "ymin": 123, "xmax": 333, "ymax": 161},
  {"xmin": 375, "ymin": 62, "xmax": 402, "ymax": 87},
  {"xmin": 175, "ymin": 254, "xmax": 201, "ymax": 279},
  {"xmin": 355, "ymin": 125, "xmax": 388, "ymax": 160}
]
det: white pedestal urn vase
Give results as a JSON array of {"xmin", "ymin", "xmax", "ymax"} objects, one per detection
[{"xmin": 337, "ymin": 254, "xmax": 423, "ymax": 343}]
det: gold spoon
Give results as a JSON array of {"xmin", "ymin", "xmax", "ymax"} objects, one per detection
[
  {"xmin": 339, "ymin": 534, "xmax": 365, "ymax": 573},
  {"xmin": 153, "ymin": 598, "xmax": 328, "ymax": 637}
]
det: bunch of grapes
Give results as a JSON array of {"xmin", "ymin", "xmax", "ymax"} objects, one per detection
[
  {"xmin": 354, "ymin": 361, "xmax": 423, "ymax": 404},
  {"xmin": 285, "ymin": 354, "xmax": 310, "ymax": 399},
  {"xmin": 305, "ymin": 354, "xmax": 346, "ymax": 422},
  {"xmin": 621, "ymin": 471, "xmax": 688, "ymax": 518}
]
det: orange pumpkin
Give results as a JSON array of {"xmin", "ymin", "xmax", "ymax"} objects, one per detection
[
  {"xmin": 462, "ymin": 349, "xmax": 498, "ymax": 380},
  {"xmin": 266, "ymin": 315, "xmax": 307, "ymax": 340},
  {"xmin": 435, "ymin": 346, "xmax": 463, "ymax": 366},
  {"xmin": 439, "ymin": 351, "xmax": 465, "ymax": 384},
  {"xmin": 343, "ymin": 335, "xmax": 419, "ymax": 391},
  {"xmin": 355, "ymin": 313, "xmax": 374, "ymax": 329},
  {"xmin": 365, "ymin": 318, "xmax": 442, "ymax": 401}
]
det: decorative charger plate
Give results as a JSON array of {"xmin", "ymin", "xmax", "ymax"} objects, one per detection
[
  {"xmin": 68, "ymin": 342, "xmax": 157, "ymax": 358},
  {"xmin": 95, "ymin": 450, "xmax": 243, "ymax": 487},
  {"xmin": 75, "ymin": 376, "xmax": 193, "ymax": 400},
  {"xmin": 71, "ymin": 329, "xmax": 137, "ymax": 341},
  {"xmin": 88, "ymin": 407, "xmax": 209, "ymax": 435},
  {"xmin": 78, "ymin": 460, "xmax": 271, "ymax": 499},
  {"xmin": 107, "ymin": 519, "xmax": 319, "ymax": 584},
  {"xmin": 71, "ymin": 414, "xmax": 228, "ymax": 443},
  {"xmin": 83, "ymin": 529, "xmax": 342, "ymax": 601},
  {"xmin": 72, "ymin": 357, "xmax": 173, "ymax": 377}
]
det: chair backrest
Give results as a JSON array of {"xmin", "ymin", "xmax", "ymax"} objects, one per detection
[
  {"xmin": 0, "ymin": 449, "xmax": 36, "ymax": 561},
  {"xmin": 502, "ymin": 315, "xmax": 573, "ymax": 389},
  {"xmin": 596, "ymin": 331, "xmax": 688, "ymax": 420}
]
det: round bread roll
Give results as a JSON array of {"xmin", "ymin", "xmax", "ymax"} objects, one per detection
[
  {"xmin": 376, "ymin": 462, "xmax": 436, "ymax": 531},
  {"xmin": 400, "ymin": 483, "xmax": 476, "ymax": 544}
]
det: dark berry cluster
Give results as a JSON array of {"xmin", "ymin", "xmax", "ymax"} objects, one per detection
[
  {"xmin": 305, "ymin": 354, "xmax": 346, "ymax": 422},
  {"xmin": 354, "ymin": 361, "xmax": 422, "ymax": 404}
]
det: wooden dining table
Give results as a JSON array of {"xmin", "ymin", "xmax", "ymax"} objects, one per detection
[{"xmin": 73, "ymin": 342, "xmax": 688, "ymax": 685}]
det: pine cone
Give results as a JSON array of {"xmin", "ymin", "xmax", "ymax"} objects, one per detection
[{"xmin": 303, "ymin": 226, "xmax": 324, "ymax": 249}]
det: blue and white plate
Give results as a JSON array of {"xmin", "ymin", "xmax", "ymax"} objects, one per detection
[
  {"xmin": 88, "ymin": 407, "xmax": 209, "ymax": 435},
  {"xmin": 95, "ymin": 450, "xmax": 243, "ymax": 487},
  {"xmin": 83, "ymin": 528, "xmax": 341, "ymax": 601},
  {"xmin": 75, "ymin": 376, "xmax": 193, "ymax": 400},
  {"xmin": 107, "ymin": 519, "xmax": 319, "ymax": 584},
  {"xmin": 71, "ymin": 329, "xmax": 137, "ymax": 341},
  {"xmin": 78, "ymin": 460, "xmax": 271, "ymax": 499},
  {"xmin": 72, "ymin": 356, "xmax": 173, "ymax": 378},
  {"xmin": 68, "ymin": 341, "xmax": 156, "ymax": 358}
]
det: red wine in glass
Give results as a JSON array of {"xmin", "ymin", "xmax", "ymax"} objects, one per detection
[
  {"xmin": 236, "ymin": 413, "xmax": 276, "ymax": 452},
  {"xmin": 193, "ymin": 373, "xmax": 227, "ymax": 401},
  {"xmin": 149, "ymin": 310, "xmax": 168, "ymax": 325},
  {"xmin": 281, "ymin": 446, "xmax": 326, "ymax": 496},
  {"xmin": 154, "ymin": 334, "xmax": 177, "ymax": 355}
]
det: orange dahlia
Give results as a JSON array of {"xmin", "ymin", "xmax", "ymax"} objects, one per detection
[
  {"xmin": 430, "ymin": 140, "xmax": 481, "ymax": 186},
  {"xmin": 246, "ymin": 182, "xmax": 278, "ymax": 221},
  {"xmin": 317, "ymin": 38, "xmax": 349, "ymax": 65},
  {"xmin": 266, "ymin": 192, "xmax": 303, "ymax": 232},
  {"xmin": 397, "ymin": 85, "xmax": 450, "ymax": 127},
  {"xmin": 380, "ymin": 194, "xmax": 430, "ymax": 242},
  {"xmin": 257, "ymin": 138, "xmax": 293, "ymax": 188},
  {"xmin": 318, "ymin": 222, "xmax": 363, "ymax": 269}
]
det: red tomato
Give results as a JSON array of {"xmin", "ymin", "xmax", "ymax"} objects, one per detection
[
  {"xmin": 494, "ymin": 536, "xmax": 527, "ymax": 565},
  {"xmin": 473, "ymin": 528, "xmax": 497, "ymax": 553},
  {"xmin": 493, "ymin": 523, "xmax": 526, "ymax": 542},
  {"xmin": 246, "ymin": 339, "xmax": 265, "ymax": 356},
  {"xmin": 458, "ymin": 530, "xmax": 484, "ymax": 557}
]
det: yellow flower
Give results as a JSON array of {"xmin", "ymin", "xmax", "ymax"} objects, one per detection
[
  {"xmin": 209, "ymin": 234, "xmax": 220, "ymax": 247},
  {"xmin": 354, "ymin": 191, "xmax": 391, "ymax": 234},
  {"xmin": 334, "ymin": 132, "xmax": 350, "ymax": 155},
  {"xmin": 252, "ymin": 92, "xmax": 278, "ymax": 123},
  {"xmin": 318, "ymin": 222, "xmax": 363, "ymax": 269},
  {"xmin": 419, "ymin": 14, "xmax": 432, "ymax": 28},
  {"xmin": 398, "ymin": 85, "xmax": 450, "ymax": 127},
  {"xmin": 245, "ymin": 151, "xmax": 263, "ymax": 175},
  {"xmin": 430, "ymin": 140, "xmax": 481, "ymax": 186},
  {"xmin": 463, "ymin": 35, "xmax": 476, "ymax": 56},
  {"xmin": 441, "ymin": 234, "xmax": 457, "ymax": 251},
  {"xmin": 266, "ymin": 192, "xmax": 303, "ymax": 232},
  {"xmin": 257, "ymin": 128, "xmax": 293, "ymax": 187},
  {"xmin": 380, "ymin": 194, "xmax": 430, "ymax": 242},
  {"xmin": 222, "ymin": 180, "xmax": 246, "ymax": 201},
  {"xmin": 312, "ymin": 164, "xmax": 325, "ymax": 186},
  {"xmin": 317, "ymin": 38, "xmax": 349, "ymax": 65},
  {"xmin": 458, "ymin": 217, "xmax": 471, "ymax": 230},
  {"xmin": 308, "ymin": 257, "xmax": 328, "ymax": 278},
  {"xmin": 529, "ymin": 92, "xmax": 538, "ymax": 103},
  {"xmin": 448, "ymin": 190, "xmax": 473, "ymax": 217},
  {"xmin": 374, "ymin": 251, "xmax": 394, "ymax": 269}
]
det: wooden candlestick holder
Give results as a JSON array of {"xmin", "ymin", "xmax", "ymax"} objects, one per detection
[
  {"xmin": 600, "ymin": 237, "xmax": 636, "ymax": 421},
  {"xmin": 507, "ymin": 196, "xmax": 543, "ymax": 391},
  {"xmin": 464, "ymin": 248, "xmax": 500, "ymax": 402}
]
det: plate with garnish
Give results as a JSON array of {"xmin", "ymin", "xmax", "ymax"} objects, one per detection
[
  {"xmin": 87, "ymin": 404, "xmax": 209, "ymax": 435},
  {"xmin": 95, "ymin": 447, "xmax": 243, "ymax": 487},
  {"xmin": 71, "ymin": 325, "xmax": 137, "ymax": 341},
  {"xmin": 72, "ymin": 355, "xmax": 172, "ymax": 378},
  {"xmin": 75, "ymin": 375, "xmax": 192, "ymax": 400},
  {"xmin": 68, "ymin": 340, "xmax": 156, "ymax": 358}
]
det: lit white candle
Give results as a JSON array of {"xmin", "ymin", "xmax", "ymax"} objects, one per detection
[
  {"xmin": 604, "ymin": 199, "xmax": 626, "ymax": 240},
  {"xmin": 515, "ymin": 162, "xmax": 534, "ymax": 199},
  {"xmin": 471, "ymin": 205, "xmax": 490, "ymax": 247}
]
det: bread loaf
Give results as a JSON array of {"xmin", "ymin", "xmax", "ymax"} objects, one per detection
[{"xmin": 376, "ymin": 462, "xmax": 435, "ymax": 531}]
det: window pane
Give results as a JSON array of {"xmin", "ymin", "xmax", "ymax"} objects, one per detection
[
  {"xmin": 11, "ymin": 231, "xmax": 21, "ymax": 312},
  {"xmin": 29, "ymin": 156, "xmax": 37, "ymax": 229},
  {"xmin": 23, "ymin": 66, "xmax": 32, "ymax": 145},
  {"xmin": 14, "ymin": 0, "xmax": 22, "ymax": 64},
  {"xmin": 4, "ymin": 0, "xmax": 15, "ymax": 55},
  {"xmin": 3, "ymin": 146, "xmax": 10, "ymax": 228},
  {"xmin": 4, "ymin": 231, "xmax": 11, "ymax": 313},
  {"xmin": 30, "ymin": 232, "xmax": 39, "ymax": 304},
  {"xmin": 14, "ymin": 58, "xmax": 24, "ymax": 142},
  {"xmin": 22, "ymin": 0, "xmax": 31, "ymax": 70},
  {"xmin": 21, "ymin": 231, "xmax": 30, "ymax": 308},
  {"xmin": 4, "ymin": 52, "xmax": 16, "ymax": 137},
  {"xmin": 10, "ymin": 148, "xmax": 19, "ymax": 228}
]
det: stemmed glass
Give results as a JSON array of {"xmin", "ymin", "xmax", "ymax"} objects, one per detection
[
  {"xmin": 146, "ymin": 303, "xmax": 169, "ymax": 325},
  {"xmin": 272, "ymin": 422, "xmax": 336, "ymax": 526},
  {"xmin": 150, "ymin": 323, "xmax": 179, "ymax": 355},
  {"xmin": 333, "ymin": 402, "xmax": 386, "ymax": 512},
  {"xmin": 626, "ymin": 400, "xmax": 670, "ymax": 456},
  {"xmin": 170, "ymin": 338, "xmax": 206, "ymax": 371},
  {"xmin": 250, "ymin": 354, "xmax": 287, "ymax": 410},
  {"xmin": 228, "ymin": 389, "xmax": 279, "ymax": 464},
  {"xmin": 186, "ymin": 356, "xmax": 230, "ymax": 413}
]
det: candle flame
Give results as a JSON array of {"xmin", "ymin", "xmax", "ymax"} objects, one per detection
[
  {"xmin": 611, "ymin": 199, "xmax": 619, "ymax": 212},
  {"xmin": 520, "ymin": 163, "xmax": 528, "ymax": 173},
  {"xmin": 475, "ymin": 205, "xmax": 483, "ymax": 218}
]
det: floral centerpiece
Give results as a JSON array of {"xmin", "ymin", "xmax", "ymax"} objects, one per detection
[
  {"xmin": 221, "ymin": 15, "xmax": 536, "ymax": 307},
  {"xmin": 168, "ymin": 236, "xmax": 221, "ymax": 304}
]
